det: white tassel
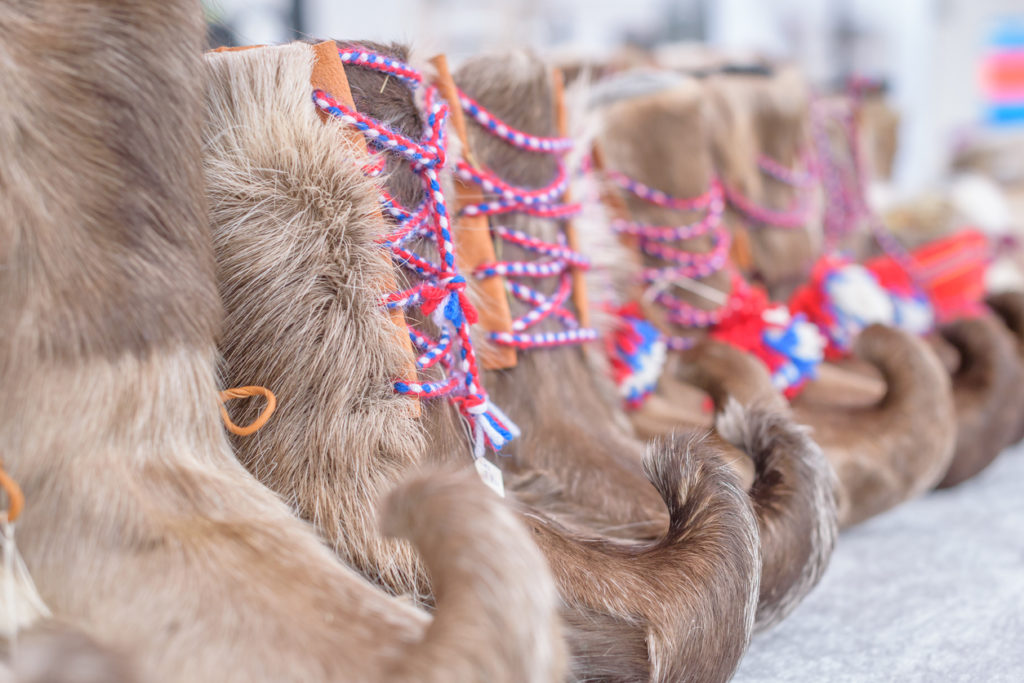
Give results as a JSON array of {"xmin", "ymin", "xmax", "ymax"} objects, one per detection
[{"xmin": 1, "ymin": 521, "xmax": 50, "ymax": 646}]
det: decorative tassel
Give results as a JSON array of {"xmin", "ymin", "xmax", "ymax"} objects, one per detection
[
  {"xmin": 711, "ymin": 292, "xmax": 825, "ymax": 397},
  {"xmin": 790, "ymin": 257, "xmax": 901, "ymax": 358},
  {"xmin": 2, "ymin": 522, "xmax": 51, "ymax": 643},
  {"xmin": 608, "ymin": 305, "xmax": 668, "ymax": 409},
  {"xmin": 761, "ymin": 309, "xmax": 827, "ymax": 396},
  {"xmin": 1, "ymin": 464, "xmax": 50, "ymax": 646}
]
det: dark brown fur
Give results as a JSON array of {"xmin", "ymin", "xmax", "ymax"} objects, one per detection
[
  {"xmin": 706, "ymin": 67, "xmax": 818, "ymax": 300},
  {"xmin": 341, "ymin": 46, "xmax": 666, "ymax": 532},
  {"xmin": 931, "ymin": 316, "xmax": 1023, "ymax": 487},
  {"xmin": 793, "ymin": 326, "xmax": 955, "ymax": 525},
  {"xmin": 986, "ymin": 290, "xmax": 1024, "ymax": 443},
  {"xmin": 350, "ymin": 45, "xmax": 761, "ymax": 679},
  {"xmin": 429, "ymin": 47, "xmax": 835, "ymax": 640},
  {"xmin": 455, "ymin": 52, "xmax": 782, "ymax": 667},
  {"xmin": 351, "ymin": 46, "xmax": 763, "ymax": 682},
  {"xmin": 448, "ymin": 52, "xmax": 672, "ymax": 535}
]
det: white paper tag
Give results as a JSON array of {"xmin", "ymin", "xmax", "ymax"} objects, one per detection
[{"xmin": 474, "ymin": 457, "xmax": 505, "ymax": 497}]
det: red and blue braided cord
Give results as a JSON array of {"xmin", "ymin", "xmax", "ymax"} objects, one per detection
[
  {"xmin": 608, "ymin": 171, "xmax": 742, "ymax": 342},
  {"xmin": 456, "ymin": 88, "xmax": 597, "ymax": 349},
  {"xmin": 315, "ymin": 48, "xmax": 518, "ymax": 456},
  {"xmin": 758, "ymin": 152, "xmax": 817, "ymax": 188}
]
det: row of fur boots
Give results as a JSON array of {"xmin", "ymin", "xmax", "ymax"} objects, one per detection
[{"xmin": 3, "ymin": 2, "xmax": 1021, "ymax": 681}]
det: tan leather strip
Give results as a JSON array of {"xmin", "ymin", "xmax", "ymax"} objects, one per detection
[
  {"xmin": 729, "ymin": 222, "xmax": 754, "ymax": 273},
  {"xmin": 311, "ymin": 41, "xmax": 357, "ymax": 121},
  {"xmin": 551, "ymin": 68, "xmax": 590, "ymax": 328},
  {"xmin": 311, "ymin": 41, "xmax": 420, "ymax": 412},
  {"xmin": 431, "ymin": 54, "xmax": 517, "ymax": 369}
]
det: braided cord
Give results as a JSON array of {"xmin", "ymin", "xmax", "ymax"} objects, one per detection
[
  {"xmin": 456, "ymin": 88, "xmax": 598, "ymax": 349},
  {"xmin": 457, "ymin": 87, "xmax": 574, "ymax": 153},
  {"xmin": 316, "ymin": 48, "xmax": 518, "ymax": 456},
  {"xmin": 811, "ymin": 100, "xmax": 862, "ymax": 249},
  {"xmin": 608, "ymin": 171, "xmax": 740, "ymax": 340},
  {"xmin": 810, "ymin": 94, "xmax": 922, "ymax": 284},
  {"xmin": 722, "ymin": 182, "xmax": 813, "ymax": 230},
  {"xmin": 758, "ymin": 152, "xmax": 817, "ymax": 188}
]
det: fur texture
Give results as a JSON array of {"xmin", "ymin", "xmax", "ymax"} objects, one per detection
[
  {"xmin": 986, "ymin": 291, "xmax": 1024, "ymax": 443},
  {"xmin": 591, "ymin": 75, "xmax": 838, "ymax": 624},
  {"xmin": 206, "ymin": 41, "xmax": 760, "ymax": 682},
  {"xmin": 452, "ymin": 51, "xmax": 677, "ymax": 535},
  {"xmin": 705, "ymin": 65, "xmax": 819, "ymax": 301},
  {"xmin": 931, "ymin": 316, "xmax": 1023, "ymax": 487},
  {"xmin": 691, "ymin": 68, "xmax": 961, "ymax": 523},
  {"xmin": 794, "ymin": 326, "xmax": 956, "ymax": 526},
  {"xmin": 724, "ymin": 65, "xmax": 1017, "ymax": 493},
  {"xmin": 204, "ymin": 43, "xmax": 431, "ymax": 599},
  {"xmin": 1, "ymin": 8, "xmax": 563, "ymax": 681},
  {"xmin": 0, "ymin": 622, "xmax": 137, "ymax": 683},
  {"xmin": 715, "ymin": 400, "xmax": 836, "ymax": 630},
  {"xmin": 451, "ymin": 52, "xmax": 767, "ymax": 678}
]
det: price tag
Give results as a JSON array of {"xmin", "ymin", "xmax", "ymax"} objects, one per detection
[{"xmin": 474, "ymin": 457, "xmax": 505, "ymax": 497}]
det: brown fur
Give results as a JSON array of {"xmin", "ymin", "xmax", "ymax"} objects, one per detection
[
  {"xmin": 345, "ymin": 45, "xmax": 764, "ymax": 683},
  {"xmin": 930, "ymin": 317, "xmax": 1022, "ymax": 487},
  {"xmin": 450, "ymin": 52, "xmax": 672, "ymax": 536},
  {"xmin": 795, "ymin": 321, "xmax": 1017, "ymax": 494},
  {"xmin": 598, "ymin": 80, "xmax": 734, "ymax": 341},
  {"xmin": 706, "ymin": 66, "xmax": 819, "ymax": 300},
  {"xmin": 591, "ymin": 74, "xmax": 954, "ymax": 532},
  {"xmin": 1, "ymin": 8, "xmax": 563, "ymax": 681},
  {"xmin": 715, "ymin": 399, "xmax": 836, "ymax": 630},
  {"xmin": 204, "ymin": 43, "xmax": 431, "ymax": 600},
  {"xmin": 593, "ymin": 76, "xmax": 837, "ymax": 626},
  {"xmin": 452, "ymin": 50, "xmax": 825, "ymax": 644},
  {"xmin": 986, "ymin": 291, "xmax": 1024, "ymax": 443},
  {"xmin": 859, "ymin": 93, "xmax": 901, "ymax": 182},
  {"xmin": 207, "ymin": 41, "xmax": 760, "ymax": 682},
  {"xmin": 793, "ymin": 326, "xmax": 956, "ymax": 526},
  {"xmin": 730, "ymin": 66, "xmax": 1017, "ymax": 492},
  {"xmin": 1, "ymin": 622, "xmax": 137, "ymax": 683}
]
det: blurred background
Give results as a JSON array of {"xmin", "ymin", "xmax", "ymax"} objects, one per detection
[{"xmin": 204, "ymin": 0, "xmax": 1024, "ymax": 199}]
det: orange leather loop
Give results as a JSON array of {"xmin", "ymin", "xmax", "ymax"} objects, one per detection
[
  {"xmin": 209, "ymin": 45, "xmax": 265, "ymax": 53},
  {"xmin": 0, "ymin": 461, "xmax": 25, "ymax": 524},
  {"xmin": 219, "ymin": 386, "xmax": 277, "ymax": 436}
]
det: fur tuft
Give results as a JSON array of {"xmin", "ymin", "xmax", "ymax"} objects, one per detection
[
  {"xmin": 716, "ymin": 400, "xmax": 838, "ymax": 629},
  {"xmin": 380, "ymin": 468, "xmax": 566, "ymax": 682}
]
